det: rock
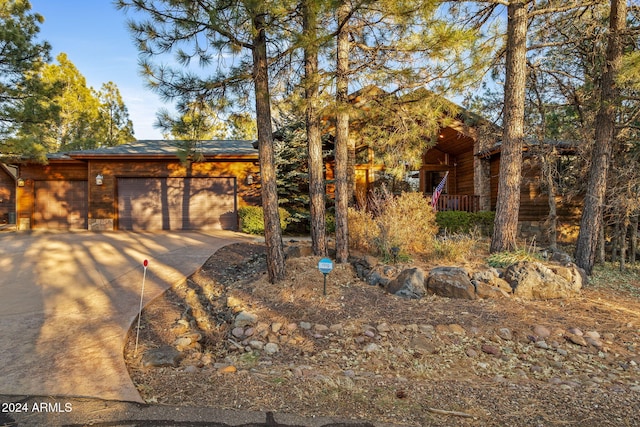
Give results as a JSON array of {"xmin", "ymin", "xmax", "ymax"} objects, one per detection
[
  {"xmin": 235, "ymin": 311, "xmax": 258, "ymax": 328},
  {"xmin": 426, "ymin": 267, "xmax": 476, "ymax": 300},
  {"xmin": 498, "ymin": 328, "xmax": 513, "ymax": 341},
  {"xmin": 550, "ymin": 250, "xmax": 573, "ymax": 264},
  {"xmin": 472, "ymin": 268, "xmax": 512, "ymax": 294},
  {"xmin": 231, "ymin": 327, "xmax": 245, "ymax": 338},
  {"xmin": 142, "ymin": 346, "xmax": 182, "ymax": 367},
  {"xmin": 536, "ymin": 341, "xmax": 549, "ymax": 350},
  {"xmin": 548, "ymin": 263, "xmax": 588, "ymax": 289},
  {"xmin": 264, "ymin": 343, "xmax": 279, "ymax": 354},
  {"xmin": 377, "ymin": 323, "xmax": 391, "ymax": 333},
  {"xmin": 449, "ymin": 324, "xmax": 466, "ymax": 335},
  {"xmin": 218, "ymin": 365, "xmax": 237, "ymax": 374},
  {"xmin": 386, "ymin": 268, "xmax": 426, "ymax": 299},
  {"xmin": 565, "ymin": 333, "xmax": 588, "ymax": 347},
  {"xmin": 584, "ymin": 331, "xmax": 600, "ymax": 340},
  {"xmin": 271, "ymin": 322, "xmax": 283, "ymax": 333},
  {"xmin": 299, "ymin": 321, "xmax": 312, "ymax": 330},
  {"xmin": 586, "ymin": 337, "xmax": 604, "ymax": 349},
  {"xmin": 366, "ymin": 270, "xmax": 389, "ymax": 287},
  {"xmin": 410, "ymin": 335, "xmax": 437, "ymax": 354},
  {"xmin": 567, "ymin": 327, "xmax": 583, "ymax": 336},
  {"xmin": 481, "ymin": 344, "xmax": 501, "ymax": 357},
  {"xmin": 364, "ymin": 343, "xmax": 382, "ymax": 353},
  {"xmin": 475, "ymin": 281, "xmax": 511, "ymax": 299},
  {"xmin": 504, "ymin": 261, "xmax": 581, "ymax": 300},
  {"xmin": 466, "ymin": 348, "xmax": 478, "ymax": 358},
  {"xmin": 249, "ymin": 340, "xmax": 265, "ymax": 350},
  {"xmin": 533, "ymin": 325, "xmax": 552, "ymax": 339}
]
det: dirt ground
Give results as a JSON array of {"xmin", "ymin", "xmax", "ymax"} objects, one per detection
[{"xmin": 124, "ymin": 241, "xmax": 640, "ymax": 426}]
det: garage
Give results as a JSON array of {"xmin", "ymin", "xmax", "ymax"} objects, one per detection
[
  {"xmin": 117, "ymin": 177, "xmax": 237, "ymax": 231},
  {"xmin": 33, "ymin": 181, "xmax": 88, "ymax": 229}
]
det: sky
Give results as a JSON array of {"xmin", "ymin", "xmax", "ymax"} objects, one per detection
[{"xmin": 29, "ymin": 0, "xmax": 168, "ymax": 139}]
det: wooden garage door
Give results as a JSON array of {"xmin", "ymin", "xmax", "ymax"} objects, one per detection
[
  {"xmin": 33, "ymin": 181, "xmax": 88, "ymax": 229},
  {"xmin": 117, "ymin": 177, "xmax": 237, "ymax": 230}
]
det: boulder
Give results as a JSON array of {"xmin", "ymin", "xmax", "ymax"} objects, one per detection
[
  {"xmin": 548, "ymin": 263, "xmax": 588, "ymax": 289},
  {"xmin": 472, "ymin": 268, "xmax": 512, "ymax": 294},
  {"xmin": 504, "ymin": 261, "xmax": 581, "ymax": 300},
  {"xmin": 426, "ymin": 267, "xmax": 477, "ymax": 300},
  {"xmin": 385, "ymin": 268, "xmax": 426, "ymax": 299},
  {"xmin": 141, "ymin": 346, "xmax": 182, "ymax": 368},
  {"xmin": 474, "ymin": 281, "xmax": 511, "ymax": 299}
]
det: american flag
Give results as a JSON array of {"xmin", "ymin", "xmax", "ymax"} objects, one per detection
[{"xmin": 431, "ymin": 171, "xmax": 449, "ymax": 211}]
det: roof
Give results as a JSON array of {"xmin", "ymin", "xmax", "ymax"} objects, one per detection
[
  {"xmin": 58, "ymin": 140, "xmax": 259, "ymax": 160},
  {"xmin": 476, "ymin": 138, "xmax": 578, "ymax": 158}
]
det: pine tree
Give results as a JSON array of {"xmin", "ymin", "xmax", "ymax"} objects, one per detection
[{"xmin": 117, "ymin": 0, "xmax": 294, "ymax": 282}]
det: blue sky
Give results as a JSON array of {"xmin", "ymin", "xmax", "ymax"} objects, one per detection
[{"xmin": 29, "ymin": 0, "xmax": 167, "ymax": 139}]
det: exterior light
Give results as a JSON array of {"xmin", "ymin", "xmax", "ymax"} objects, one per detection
[
  {"xmin": 246, "ymin": 174, "xmax": 254, "ymax": 185},
  {"xmin": 17, "ymin": 178, "xmax": 25, "ymax": 187},
  {"xmin": 96, "ymin": 174, "xmax": 104, "ymax": 186}
]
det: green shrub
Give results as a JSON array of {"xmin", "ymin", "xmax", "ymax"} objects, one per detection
[
  {"xmin": 436, "ymin": 211, "xmax": 472, "ymax": 234},
  {"xmin": 471, "ymin": 211, "xmax": 495, "ymax": 236},
  {"xmin": 238, "ymin": 206, "xmax": 290, "ymax": 235},
  {"xmin": 435, "ymin": 210, "xmax": 495, "ymax": 236}
]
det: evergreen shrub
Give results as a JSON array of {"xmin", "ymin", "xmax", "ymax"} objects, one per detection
[{"xmin": 238, "ymin": 206, "xmax": 290, "ymax": 235}]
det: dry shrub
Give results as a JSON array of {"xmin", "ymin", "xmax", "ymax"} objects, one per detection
[
  {"xmin": 347, "ymin": 207, "xmax": 377, "ymax": 253},
  {"xmin": 348, "ymin": 189, "xmax": 438, "ymax": 260},
  {"xmin": 431, "ymin": 233, "xmax": 479, "ymax": 262}
]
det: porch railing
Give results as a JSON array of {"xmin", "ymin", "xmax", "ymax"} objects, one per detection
[{"xmin": 428, "ymin": 194, "xmax": 481, "ymax": 213}]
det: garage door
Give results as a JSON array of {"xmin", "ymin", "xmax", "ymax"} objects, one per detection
[
  {"xmin": 117, "ymin": 177, "xmax": 237, "ymax": 230},
  {"xmin": 33, "ymin": 181, "xmax": 88, "ymax": 229}
]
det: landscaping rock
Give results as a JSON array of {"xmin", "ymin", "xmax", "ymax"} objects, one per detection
[
  {"xmin": 234, "ymin": 311, "xmax": 258, "ymax": 328},
  {"xmin": 426, "ymin": 266, "xmax": 476, "ymax": 300},
  {"xmin": 385, "ymin": 267, "xmax": 426, "ymax": 299},
  {"xmin": 503, "ymin": 261, "xmax": 581, "ymax": 300},
  {"xmin": 142, "ymin": 346, "xmax": 182, "ymax": 368}
]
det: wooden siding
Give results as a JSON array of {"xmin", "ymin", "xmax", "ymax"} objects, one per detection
[
  {"xmin": 0, "ymin": 167, "xmax": 15, "ymax": 223},
  {"xmin": 489, "ymin": 155, "xmax": 582, "ymax": 223},
  {"xmin": 16, "ymin": 158, "xmax": 259, "ymax": 230}
]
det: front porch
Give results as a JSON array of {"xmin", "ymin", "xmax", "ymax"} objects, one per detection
[{"xmin": 429, "ymin": 194, "xmax": 481, "ymax": 212}]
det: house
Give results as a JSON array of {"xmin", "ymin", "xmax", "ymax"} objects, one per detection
[
  {"xmin": 9, "ymin": 140, "xmax": 260, "ymax": 231},
  {"xmin": 0, "ymin": 164, "xmax": 17, "ymax": 224},
  {"xmin": 343, "ymin": 87, "xmax": 582, "ymax": 241}
]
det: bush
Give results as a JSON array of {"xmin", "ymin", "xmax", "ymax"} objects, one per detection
[
  {"xmin": 435, "ymin": 210, "xmax": 495, "ymax": 236},
  {"xmin": 348, "ymin": 190, "xmax": 438, "ymax": 261},
  {"xmin": 432, "ymin": 233, "xmax": 478, "ymax": 262},
  {"xmin": 436, "ymin": 211, "xmax": 472, "ymax": 234},
  {"xmin": 238, "ymin": 206, "xmax": 290, "ymax": 235}
]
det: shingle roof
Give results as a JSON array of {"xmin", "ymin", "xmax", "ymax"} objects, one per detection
[{"xmin": 64, "ymin": 139, "xmax": 258, "ymax": 159}]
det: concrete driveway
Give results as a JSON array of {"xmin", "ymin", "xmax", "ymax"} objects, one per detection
[{"xmin": 0, "ymin": 230, "xmax": 251, "ymax": 402}]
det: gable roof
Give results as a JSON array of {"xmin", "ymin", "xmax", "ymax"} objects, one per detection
[{"xmin": 51, "ymin": 140, "xmax": 258, "ymax": 161}]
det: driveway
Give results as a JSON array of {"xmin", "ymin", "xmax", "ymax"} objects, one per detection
[{"xmin": 0, "ymin": 230, "xmax": 252, "ymax": 402}]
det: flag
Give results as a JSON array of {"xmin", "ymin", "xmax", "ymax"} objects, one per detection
[{"xmin": 431, "ymin": 171, "xmax": 449, "ymax": 211}]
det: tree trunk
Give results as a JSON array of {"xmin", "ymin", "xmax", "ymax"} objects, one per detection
[
  {"xmin": 631, "ymin": 214, "xmax": 638, "ymax": 264},
  {"xmin": 541, "ymin": 148, "xmax": 558, "ymax": 250},
  {"xmin": 334, "ymin": 0, "xmax": 350, "ymax": 263},
  {"xmin": 597, "ymin": 219, "xmax": 606, "ymax": 264},
  {"xmin": 252, "ymin": 12, "xmax": 285, "ymax": 282},
  {"xmin": 575, "ymin": 0, "xmax": 626, "ymax": 274},
  {"xmin": 490, "ymin": 1, "xmax": 527, "ymax": 253},
  {"xmin": 303, "ymin": 0, "xmax": 327, "ymax": 256}
]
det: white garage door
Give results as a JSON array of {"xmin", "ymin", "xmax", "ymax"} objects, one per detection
[{"xmin": 117, "ymin": 177, "xmax": 237, "ymax": 230}]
